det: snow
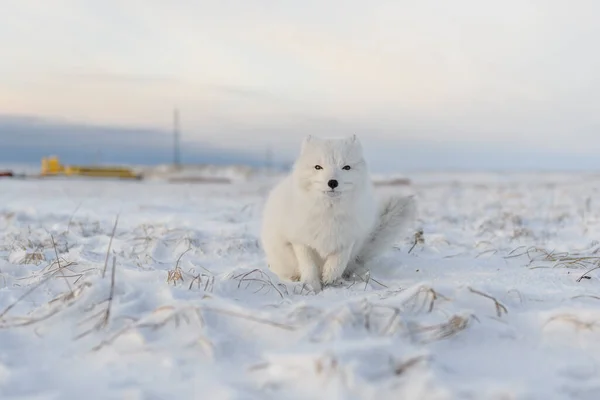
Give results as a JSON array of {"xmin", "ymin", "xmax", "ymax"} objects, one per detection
[{"xmin": 1, "ymin": 172, "xmax": 600, "ymax": 399}]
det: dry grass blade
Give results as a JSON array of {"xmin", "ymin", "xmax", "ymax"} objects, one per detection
[
  {"xmin": 204, "ymin": 275, "xmax": 215, "ymax": 292},
  {"xmin": 233, "ymin": 269, "xmax": 284, "ymax": 299},
  {"xmin": 468, "ymin": 287, "xmax": 508, "ymax": 317},
  {"xmin": 51, "ymin": 234, "xmax": 73, "ymax": 295},
  {"xmin": 1, "ymin": 282, "xmax": 92, "ymax": 329},
  {"xmin": 514, "ymin": 246, "xmax": 600, "ymax": 271},
  {"xmin": 76, "ymin": 256, "xmax": 118, "ymax": 339},
  {"xmin": 167, "ymin": 247, "xmax": 192, "ymax": 286},
  {"xmin": 100, "ymin": 256, "xmax": 118, "ymax": 328},
  {"xmin": 188, "ymin": 274, "xmax": 204, "ymax": 290},
  {"xmin": 66, "ymin": 201, "xmax": 83, "ymax": 234},
  {"xmin": 476, "ymin": 249, "xmax": 498, "ymax": 258},
  {"xmin": 90, "ymin": 304, "xmax": 290, "ymax": 352},
  {"xmin": 504, "ymin": 245, "xmax": 528, "ymax": 259},
  {"xmin": 363, "ymin": 270, "xmax": 371, "ymax": 291},
  {"xmin": 92, "ymin": 315, "xmax": 211, "ymax": 353},
  {"xmin": 416, "ymin": 314, "xmax": 472, "ymax": 343},
  {"xmin": 544, "ymin": 314, "xmax": 600, "ymax": 331},
  {"xmin": 372, "ymin": 305, "xmax": 402, "ymax": 336},
  {"xmin": 19, "ymin": 252, "xmax": 45, "ymax": 265},
  {"xmin": 41, "ymin": 260, "xmax": 77, "ymax": 278},
  {"xmin": 201, "ymin": 306, "xmax": 295, "ymax": 330},
  {"xmin": 0, "ymin": 308, "xmax": 62, "ymax": 329},
  {"xmin": 404, "ymin": 286, "xmax": 447, "ymax": 314},
  {"xmin": 572, "ymin": 295, "xmax": 600, "ymax": 301},
  {"xmin": 0, "ymin": 262, "xmax": 73, "ymax": 319},
  {"xmin": 393, "ymin": 355, "xmax": 428, "ymax": 375},
  {"xmin": 349, "ymin": 270, "xmax": 389, "ymax": 290},
  {"xmin": 167, "ymin": 269, "xmax": 184, "ymax": 285},
  {"xmin": 408, "ymin": 229, "xmax": 424, "ymax": 254},
  {"xmin": 102, "ymin": 214, "xmax": 119, "ymax": 279},
  {"xmin": 369, "ymin": 276, "xmax": 388, "ymax": 288},
  {"xmin": 50, "ymin": 281, "xmax": 92, "ymax": 305},
  {"xmin": 576, "ymin": 265, "xmax": 600, "ymax": 282},
  {"xmin": 175, "ymin": 247, "xmax": 192, "ymax": 267}
]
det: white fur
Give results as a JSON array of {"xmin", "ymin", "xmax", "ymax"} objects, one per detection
[{"xmin": 261, "ymin": 135, "xmax": 416, "ymax": 292}]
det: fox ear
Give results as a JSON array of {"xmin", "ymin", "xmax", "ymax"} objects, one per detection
[
  {"xmin": 348, "ymin": 134, "xmax": 363, "ymax": 153},
  {"xmin": 301, "ymin": 135, "xmax": 312, "ymax": 153}
]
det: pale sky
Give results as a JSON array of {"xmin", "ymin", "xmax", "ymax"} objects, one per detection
[{"xmin": 2, "ymin": 1, "xmax": 600, "ymax": 169}]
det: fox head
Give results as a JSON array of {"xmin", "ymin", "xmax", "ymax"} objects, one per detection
[{"xmin": 292, "ymin": 134, "xmax": 370, "ymax": 199}]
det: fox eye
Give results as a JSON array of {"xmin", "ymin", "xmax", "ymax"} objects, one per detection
[
  {"xmin": 314, "ymin": 165, "xmax": 323, "ymax": 170},
  {"xmin": 342, "ymin": 165, "xmax": 351, "ymax": 170}
]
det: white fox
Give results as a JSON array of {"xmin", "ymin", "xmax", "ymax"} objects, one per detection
[{"xmin": 261, "ymin": 135, "xmax": 416, "ymax": 292}]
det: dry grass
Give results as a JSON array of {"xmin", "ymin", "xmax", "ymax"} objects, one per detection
[
  {"xmin": 393, "ymin": 355, "xmax": 429, "ymax": 375},
  {"xmin": 299, "ymin": 287, "xmax": 468, "ymax": 345},
  {"xmin": 413, "ymin": 314, "xmax": 473, "ymax": 343},
  {"xmin": 76, "ymin": 255, "xmax": 118, "ymax": 338},
  {"xmin": 505, "ymin": 245, "xmax": 600, "ymax": 284},
  {"xmin": 0, "ymin": 282, "xmax": 91, "ymax": 329},
  {"xmin": 188, "ymin": 273, "xmax": 215, "ymax": 292},
  {"xmin": 506, "ymin": 246, "xmax": 600, "ymax": 270},
  {"xmin": 166, "ymin": 247, "xmax": 217, "ymax": 292},
  {"xmin": 166, "ymin": 248, "xmax": 189, "ymax": 286},
  {"xmin": 167, "ymin": 268, "xmax": 185, "ymax": 285},
  {"xmin": 408, "ymin": 229, "xmax": 424, "ymax": 254},
  {"xmin": 88, "ymin": 302, "xmax": 295, "ymax": 353},
  {"xmin": 0, "ymin": 210, "xmax": 122, "ymax": 338},
  {"xmin": 102, "ymin": 215, "xmax": 119, "ymax": 278},
  {"xmin": 250, "ymin": 352, "xmax": 430, "ymax": 388},
  {"xmin": 131, "ymin": 225, "xmax": 159, "ymax": 255},
  {"xmin": 571, "ymin": 295, "xmax": 600, "ymax": 301},
  {"xmin": 544, "ymin": 313, "xmax": 600, "ymax": 331},
  {"xmin": 0, "ymin": 258, "xmax": 82, "ymax": 322},
  {"xmin": 0, "ymin": 213, "xmax": 303, "ymax": 357},
  {"xmin": 0, "ymin": 206, "xmax": 494, "ymax": 364},
  {"xmin": 18, "ymin": 252, "xmax": 45, "ymax": 265},
  {"xmin": 51, "ymin": 234, "xmax": 73, "ymax": 295},
  {"xmin": 66, "ymin": 201, "xmax": 84, "ymax": 234},
  {"xmin": 248, "ymin": 353, "xmax": 343, "ymax": 382},
  {"xmin": 576, "ymin": 265, "xmax": 600, "ymax": 282},
  {"xmin": 4, "ymin": 229, "xmax": 81, "ymax": 306},
  {"xmin": 403, "ymin": 285, "xmax": 449, "ymax": 314},
  {"xmin": 89, "ymin": 304, "xmax": 214, "ymax": 354},
  {"xmin": 468, "ymin": 287, "xmax": 508, "ymax": 317},
  {"xmin": 231, "ymin": 269, "xmax": 286, "ymax": 298}
]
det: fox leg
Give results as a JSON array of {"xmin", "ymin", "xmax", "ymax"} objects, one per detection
[
  {"xmin": 292, "ymin": 243, "xmax": 322, "ymax": 292},
  {"xmin": 321, "ymin": 244, "xmax": 354, "ymax": 285}
]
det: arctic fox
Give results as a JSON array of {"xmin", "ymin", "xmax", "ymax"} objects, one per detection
[{"xmin": 261, "ymin": 135, "xmax": 416, "ymax": 292}]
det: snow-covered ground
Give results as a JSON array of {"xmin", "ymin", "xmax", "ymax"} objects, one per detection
[{"xmin": 1, "ymin": 172, "xmax": 600, "ymax": 399}]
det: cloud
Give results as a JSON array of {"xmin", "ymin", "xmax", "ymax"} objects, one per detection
[
  {"xmin": 54, "ymin": 71, "xmax": 180, "ymax": 85},
  {"xmin": 0, "ymin": 114, "xmax": 264, "ymax": 166}
]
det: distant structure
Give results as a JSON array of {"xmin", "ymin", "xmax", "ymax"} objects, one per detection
[
  {"xmin": 40, "ymin": 156, "xmax": 140, "ymax": 179},
  {"xmin": 173, "ymin": 108, "xmax": 181, "ymax": 168}
]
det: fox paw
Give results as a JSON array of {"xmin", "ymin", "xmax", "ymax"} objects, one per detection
[
  {"xmin": 302, "ymin": 276, "xmax": 322, "ymax": 293},
  {"xmin": 321, "ymin": 271, "xmax": 344, "ymax": 286}
]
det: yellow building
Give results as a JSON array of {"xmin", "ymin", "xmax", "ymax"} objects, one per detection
[{"xmin": 41, "ymin": 156, "xmax": 141, "ymax": 180}]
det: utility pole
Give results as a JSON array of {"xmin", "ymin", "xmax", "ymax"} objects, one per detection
[{"xmin": 173, "ymin": 108, "xmax": 181, "ymax": 168}]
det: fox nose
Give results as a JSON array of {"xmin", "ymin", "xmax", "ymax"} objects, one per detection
[{"xmin": 328, "ymin": 179, "xmax": 339, "ymax": 189}]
